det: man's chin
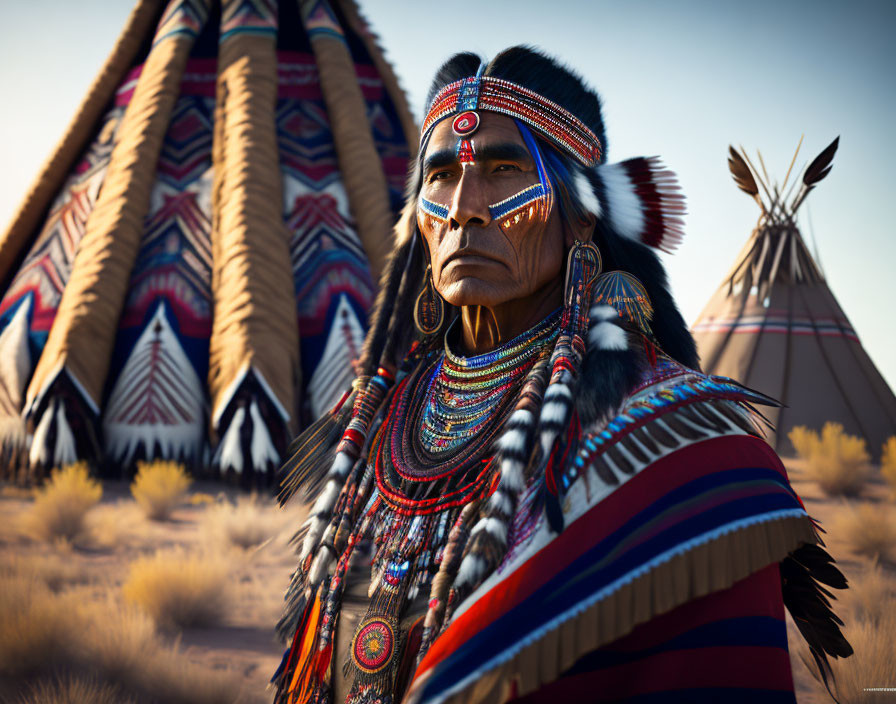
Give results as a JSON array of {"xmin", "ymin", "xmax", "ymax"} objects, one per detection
[{"xmin": 439, "ymin": 279, "xmax": 507, "ymax": 309}]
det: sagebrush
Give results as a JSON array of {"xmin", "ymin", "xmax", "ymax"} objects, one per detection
[
  {"xmin": 21, "ymin": 462, "xmax": 101, "ymax": 542},
  {"xmin": 881, "ymin": 436, "xmax": 896, "ymax": 497},
  {"xmin": 130, "ymin": 460, "xmax": 191, "ymax": 520},
  {"xmin": 788, "ymin": 423, "xmax": 870, "ymax": 496},
  {"xmin": 835, "ymin": 502, "xmax": 896, "ymax": 563},
  {"xmin": 0, "ymin": 570, "xmax": 239, "ymax": 704},
  {"xmin": 122, "ymin": 548, "xmax": 229, "ymax": 630}
]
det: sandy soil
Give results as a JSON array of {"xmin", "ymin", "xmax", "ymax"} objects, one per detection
[{"xmin": 0, "ymin": 460, "xmax": 892, "ymax": 703}]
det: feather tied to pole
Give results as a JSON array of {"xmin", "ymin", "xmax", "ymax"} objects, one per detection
[{"xmin": 791, "ymin": 137, "xmax": 840, "ymax": 213}]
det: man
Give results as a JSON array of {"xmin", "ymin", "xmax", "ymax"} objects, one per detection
[{"xmin": 274, "ymin": 47, "xmax": 850, "ymax": 704}]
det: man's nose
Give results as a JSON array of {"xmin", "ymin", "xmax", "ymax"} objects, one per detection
[{"xmin": 448, "ymin": 169, "xmax": 492, "ymax": 230}]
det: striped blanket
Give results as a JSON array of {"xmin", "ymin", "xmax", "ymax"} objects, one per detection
[{"xmin": 407, "ymin": 371, "xmax": 819, "ymax": 704}]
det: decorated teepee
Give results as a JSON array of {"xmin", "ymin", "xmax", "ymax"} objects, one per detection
[
  {"xmin": 692, "ymin": 139, "xmax": 896, "ymax": 458},
  {"xmin": 0, "ymin": 0, "xmax": 415, "ymax": 486}
]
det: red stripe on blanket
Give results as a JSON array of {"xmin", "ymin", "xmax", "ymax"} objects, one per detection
[
  {"xmin": 511, "ymin": 565, "xmax": 792, "ymax": 701},
  {"xmin": 416, "ymin": 435, "xmax": 789, "ymax": 679}
]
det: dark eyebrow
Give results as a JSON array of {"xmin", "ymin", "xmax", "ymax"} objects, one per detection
[{"xmin": 422, "ymin": 142, "xmax": 533, "ymax": 175}]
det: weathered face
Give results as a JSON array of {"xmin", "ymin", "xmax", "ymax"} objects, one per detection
[{"xmin": 417, "ymin": 111, "xmax": 568, "ymax": 309}]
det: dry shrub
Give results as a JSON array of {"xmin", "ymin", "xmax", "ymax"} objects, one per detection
[
  {"xmin": 130, "ymin": 460, "xmax": 191, "ymax": 520},
  {"xmin": 202, "ymin": 493, "xmax": 281, "ymax": 550},
  {"xmin": 189, "ymin": 491, "xmax": 216, "ymax": 506},
  {"xmin": 21, "ymin": 462, "xmax": 101, "ymax": 542},
  {"xmin": 788, "ymin": 423, "xmax": 870, "ymax": 496},
  {"xmin": 882, "ymin": 436, "xmax": 896, "ymax": 497},
  {"xmin": 0, "ymin": 570, "xmax": 240, "ymax": 704},
  {"xmin": 804, "ymin": 610, "xmax": 896, "ymax": 703},
  {"xmin": 844, "ymin": 561, "xmax": 894, "ymax": 625},
  {"xmin": 0, "ymin": 573, "xmax": 75, "ymax": 675},
  {"xmin": 18, "ymin": 676, "xmax": 132, "ymax": 704},
  {"xmin": 123, "ymin": 547, "xmax": 229, "ymax": 630},
  {"xmin": 835, "ymin": 502, "xmax": 896, "ymax": 563},
  {"xmin": 1, "ymin": 552, "xmax": 90, "ymax": 592}
]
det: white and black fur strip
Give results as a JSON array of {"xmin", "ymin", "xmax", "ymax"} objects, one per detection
[
  {"xmin": 593, "ymin": 157, "xmax": 685, "ymax": 253},
  {"xmin": 494, "ymin": 408, "xmax": 535, "ymax": 493},
  {"xmin": 575, "ymin": 305, "xmax": 649, "ymax": 429},
  {"xmin": 299, "ymin": 450, "xmax": 355, "ymax": 561},
  {"xmin": 538, "ymin": 377, "xmax": 574, "ymax": 459}
]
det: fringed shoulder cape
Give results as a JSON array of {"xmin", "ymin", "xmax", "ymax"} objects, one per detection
[{"xmin": 405, "ymin": 359, "xmax": 842, "ymax": 704}]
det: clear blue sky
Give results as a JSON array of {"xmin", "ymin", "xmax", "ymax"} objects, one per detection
[{"xmin": 1, "ymin": 0, "xmax": 894, "ymax": 395}]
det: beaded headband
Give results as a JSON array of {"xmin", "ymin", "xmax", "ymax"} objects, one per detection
[{"xmin": 421, "ymin": 74, "xmax": 603, "ymax": 167}]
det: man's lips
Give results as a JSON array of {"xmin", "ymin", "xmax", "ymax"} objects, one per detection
[{"xmin": 444, "ymin": 250, "xmax": 500, "ymax": 267}]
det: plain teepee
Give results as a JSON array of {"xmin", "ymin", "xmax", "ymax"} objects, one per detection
[
  {"xmin": 692, "ymin": 139, "xmax": 896, "ymax": 459},
  {"xmin": 0, "ymin": 0, "xmax": 415, "ymax": 486}
]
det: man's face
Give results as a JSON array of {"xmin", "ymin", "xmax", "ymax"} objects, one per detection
[{"xmin": 417, "ymin": 112, "xmax": 567, "ymax": 309}]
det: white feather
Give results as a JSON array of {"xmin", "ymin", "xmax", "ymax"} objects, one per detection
[
  {"xmin": 471, "ymin": 516, "xmax": 508, "ymax": 544},
  {"xmin": 53, "ymin": 401, "xmax": 76, "ymax": 467},
  {"xmin": 496, "ymin": 427, "xmax": 526, "ymax": 454},
  {"xmin": 455, "ymin": 554, "xmax": 486, "ymax": 587},
  {"xmin": 216, "ymin": 407, "xmax": 245, "ymax": 474},
  {"xmin": 489, "ymin": 489, "xmax": 513, "ymax": 515},
  {"xmin": 589, "ymin": 321, "xmax": 628, "ymax": 351},
  {"xmin": 574, "ymin": 168, "xmax": 602, "ymax": 217},
  {"xmin": 590, "ymin": 304, "xmax": 618, "ymax": 322},
  {"xmin": 330, "ymin": 451, "xmax": 353, "ymax": 478},
  {"xmin": 312, "ymin": 479, "xmax": 341, "ymax": 515},
  {"xmin": 543, "ymin": 383, "xmax": 572, "ymax": 402},
  {"xmin": 249, "ymin": 400, "xmax": 279, "ymax": 470},
  {"xmin": 540, "ymin": 400, "xmax": 568, "ymax": 424},
  {"xmin": 599, "ymin": 162, "xmax": 644, "ymax": 240},
  {"xmin": 301, "ymin": 517, "xmax": 326, "ymax": 561},
  {"xmin": 499, "ymin": 458, "xmax": 525, "ymax": 492},
  {"xmin": 29, "ymin": 400, "xmax": 54, "ymax": 467},
  {"xmin": 308, "ymin": 550, "xmax": 332, "ymax": 585}
]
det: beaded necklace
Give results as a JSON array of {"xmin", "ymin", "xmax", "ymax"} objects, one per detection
[
  {"xmin": 340, "ymin": 311, "xmax": 560, "ymax": 703},
  {"xmin": 421, "ymin": 314, "xmax": 560, "ymax": 455}
]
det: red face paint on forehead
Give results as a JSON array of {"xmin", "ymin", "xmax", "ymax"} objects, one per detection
[{"xmin": 456, "ymin": 139, "xmax": 475, "ymax": 164}]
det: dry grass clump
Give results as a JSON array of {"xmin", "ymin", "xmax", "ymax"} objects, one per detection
[
  {"xmin": 17, "ymin": 676, "xmax": 132, "ymax": 704},
  {"xmin": 122, "ymin": 547, "xmax": 229, "ymax": 630},
  {"xmin": 844, "ymin": 562, "xmax": 894, "ymax": 624},
  {"xmin": 21, "ymin": 462, "xmax": 101, "ymax": 542},
  {"xmin": 835, "ymin": 502, "xmax": 896, "ymax": 563},
  {"xmin": 1, "ymin": 552, "xmax": 90, "ymax": 592},
  {"xmin": 0, "ymin": 570, "xmax": 239, "ymax": 704},
  {"xmin": 130, "ymin": 460, "xmax": 191, "ymax": 520},
  {"xmin": 789, "ymin": 423, "xmax": 870, "ymax": 496},
  {"xmin": 882, "ymin": 436, "xmax": 896, "ymax": 497},
  {"xmin": 796, "ymin": 563, "xmax": 896, "ymax": 703},
  {"xmin": 202, "ymin": 493, "xmax": 281, "ymax": 550}
]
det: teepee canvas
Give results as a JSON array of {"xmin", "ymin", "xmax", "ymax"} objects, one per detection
[
  {"xmin": 0, "ymin": 0, "xmax": 415, "ymax": 486},
  {"xmin": 692, "ymin": 139, "xmax": 896, "ymax": 458}
]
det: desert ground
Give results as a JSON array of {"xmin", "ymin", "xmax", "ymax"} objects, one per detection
[{"xmin": 0, "ymin": 455, "xmax": 893, "ymax": 703}]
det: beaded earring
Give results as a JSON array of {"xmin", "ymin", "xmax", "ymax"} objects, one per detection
[{"xmin": 414, "ymin": 265, "xmax": 445, "ymax": 335}]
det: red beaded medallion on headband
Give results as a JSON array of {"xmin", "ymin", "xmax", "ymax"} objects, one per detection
[{"xmin": 422, "ymin": 76, "xmax": 602, "ymax": 166}]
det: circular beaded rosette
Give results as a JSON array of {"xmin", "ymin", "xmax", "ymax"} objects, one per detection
[{"xmin": 352, "ymin": 618, "xmax": 396, "ymax": 674}]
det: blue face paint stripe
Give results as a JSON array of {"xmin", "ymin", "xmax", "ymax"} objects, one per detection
[
  {"xmin": 488, "ymin": 183, "xmax": 548, "ymax": 220},
  {"xmin": 419, "ymin": 197, "xmax": 449, "ymax": 221}
]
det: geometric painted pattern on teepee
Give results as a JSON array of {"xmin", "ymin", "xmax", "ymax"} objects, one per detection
[
  {"xmin": 103, "ymin": 63, "xmax": 216, "ymax": 465},
  {"xmin": 306, "ymin": 292, "xmax": 365, "ymax": 418},
  {"xmin": 276, "ymin": 53, "xmax": 374, "ymax": 418},
  {"xmin": 0, "ymin": 101, "xmax": 126, "ymax": 358},
  {"xmin": 103, "ymin": 300, "xmax": 205, "ymax": 465}
]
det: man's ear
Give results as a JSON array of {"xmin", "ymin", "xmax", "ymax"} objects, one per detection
[{"xmin": 564, "ymin": 211, "xmax": 597, "ymax": 247}]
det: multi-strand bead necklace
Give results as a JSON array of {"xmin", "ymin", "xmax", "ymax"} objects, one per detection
[{"xmin": 421, "ymin": 314, "xmax": 561, "ymax": 455}]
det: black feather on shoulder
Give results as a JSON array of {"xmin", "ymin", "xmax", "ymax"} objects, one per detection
[{"xmin": 781, "ymin": 542, "xmax": 853, "ymax": 703}]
